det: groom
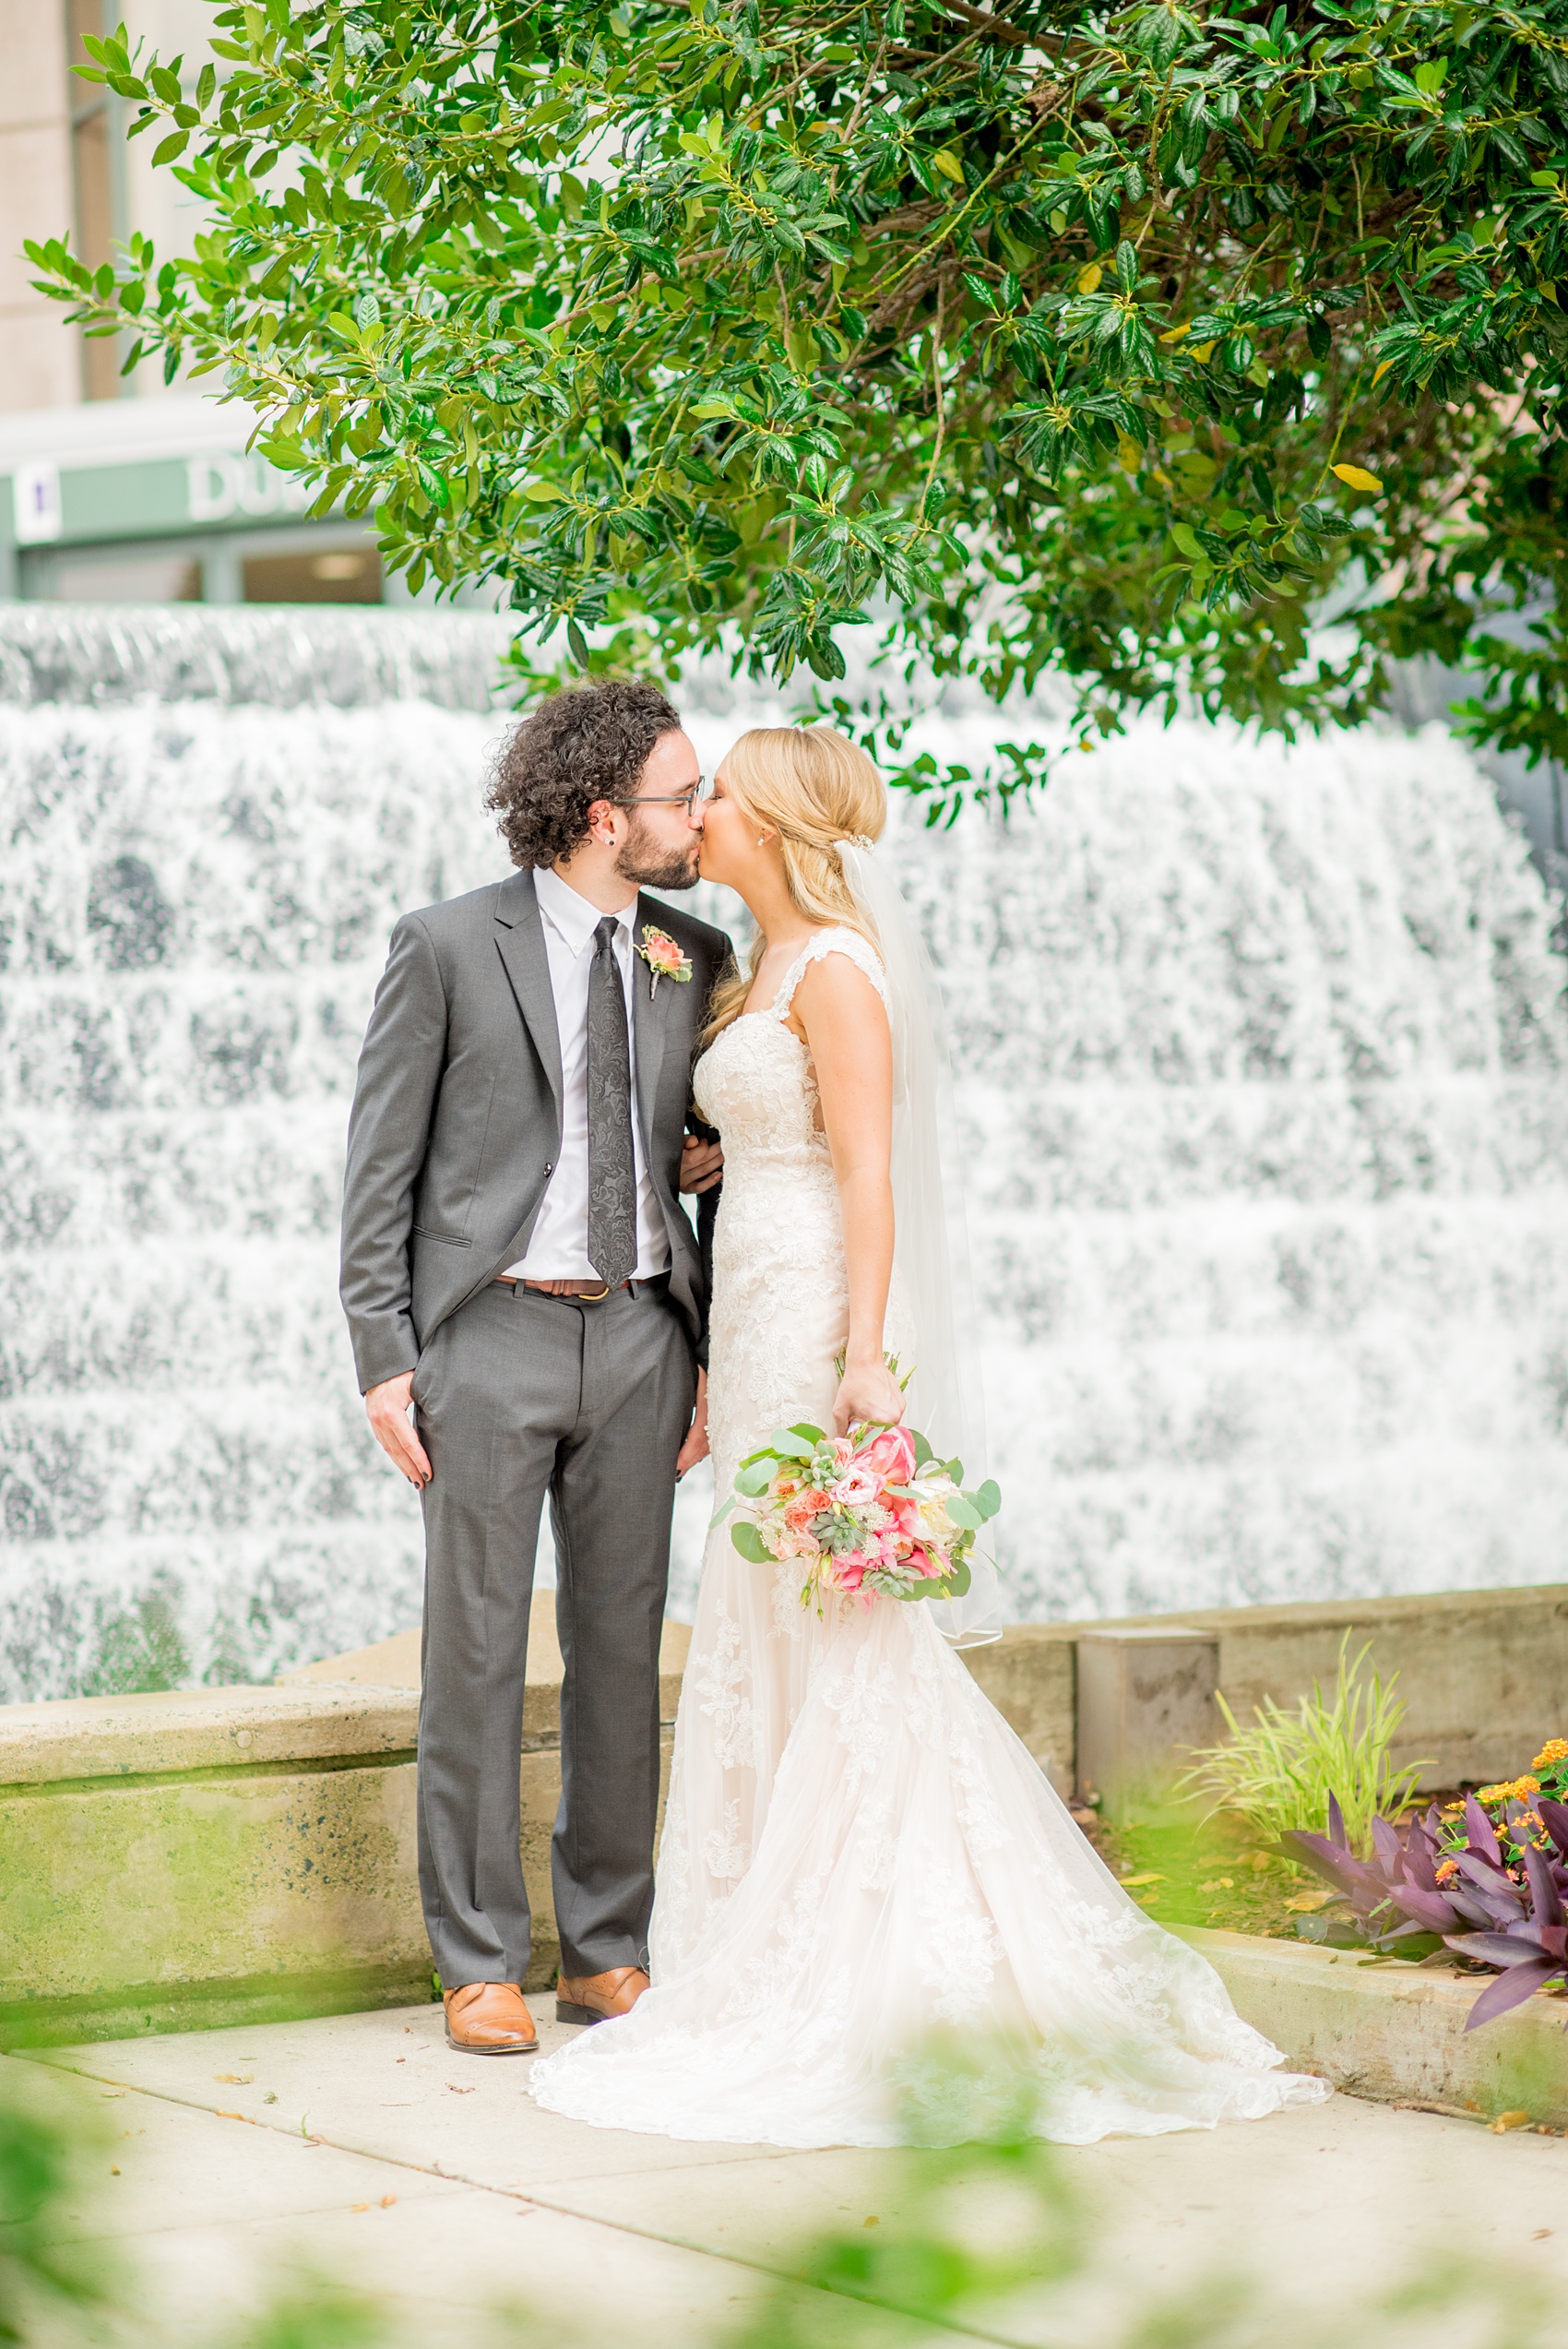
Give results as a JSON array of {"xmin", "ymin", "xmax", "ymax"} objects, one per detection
[{"xmin": 340, "ymin": 680, "xmax": 731, "ymax": 2053}]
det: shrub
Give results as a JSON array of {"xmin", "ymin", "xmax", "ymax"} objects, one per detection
[
  {"xmin": 1285, "ymin": 1760, "xmax": 1568, "ymax": 2032},
  {"xmin": 1179, "ymin": 1635, "xmax": 1430, "ymax": 1859}
]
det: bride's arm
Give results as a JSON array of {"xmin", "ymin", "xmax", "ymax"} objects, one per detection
[{"xmin": 790, "ymin": 956, "xmax": 907, "ymax": 1434}]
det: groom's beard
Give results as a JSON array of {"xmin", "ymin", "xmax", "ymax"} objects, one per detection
[{"xmin": 615, "ymin": 808, "xmax": 701, "ymax": 891}]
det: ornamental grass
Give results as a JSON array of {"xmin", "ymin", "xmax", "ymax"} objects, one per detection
[{"xmin": 1179, "ymin": 1633, "xmax": 1430, "ymax": 1861}]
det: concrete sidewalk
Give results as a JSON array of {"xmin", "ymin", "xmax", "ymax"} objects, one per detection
[{"xmin": 16, "ymin": 2002, "xmax": 1568, "ymax": 2345}]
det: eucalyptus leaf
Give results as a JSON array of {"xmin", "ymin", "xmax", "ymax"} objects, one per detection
[{"xmin": 731, "ymin": 1520, "xmax": 772, "ymax": 1565}]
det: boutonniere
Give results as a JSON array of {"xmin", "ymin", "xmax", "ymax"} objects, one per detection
[{"xmin": 636, "ymin": 924, "xmax": 692, "ymax": 1000}]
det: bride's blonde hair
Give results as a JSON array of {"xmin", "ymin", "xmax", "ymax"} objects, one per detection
[{"xmin": 703, "ymin": 727, "xmax": 887, "ymax": 1043}]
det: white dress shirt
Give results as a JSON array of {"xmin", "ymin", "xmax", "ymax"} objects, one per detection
[{"xmin": 505, "ymin": 866, "xmax": 671, "ymax": 1282}]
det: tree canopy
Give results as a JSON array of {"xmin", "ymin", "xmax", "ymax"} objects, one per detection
[{"xmin": 31, "ymin": 2, "xmax": 1568, "ymax": 809}]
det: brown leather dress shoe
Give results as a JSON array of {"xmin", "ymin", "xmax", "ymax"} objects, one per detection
[
  {"xmin": 443, "ymin": 1981, "xmax": 540, "ymax": 2054},
  {"xmin": 555, "ymin": 1965, "xmax": 649, "ymax": 2026}
]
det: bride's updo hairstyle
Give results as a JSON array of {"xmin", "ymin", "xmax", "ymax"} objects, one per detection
[{"xmin": 703, "ymin": 727, "xmax": 887, "ymax": 1043}]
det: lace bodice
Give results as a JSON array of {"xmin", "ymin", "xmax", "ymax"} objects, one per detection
[
  {"xmin": 691, "ymin": 931, "xmax": 898, "ymax": 1497},
  {"xmin": 692, "ymin": 927, "xmax": 890, "ymax": 1180}
]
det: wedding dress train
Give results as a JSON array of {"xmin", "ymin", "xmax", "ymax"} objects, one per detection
[{"xmin": 529, "ymin": 932, "xmax": 1329, "ymax": 2148}]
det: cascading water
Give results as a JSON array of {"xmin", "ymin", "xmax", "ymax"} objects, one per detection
[{"xmin": 1, "ymin": 604, "xmax": 1563, "ymax": 1699}]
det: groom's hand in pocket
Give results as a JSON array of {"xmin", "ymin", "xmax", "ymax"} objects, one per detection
[{"xmin": 365, "ymin": 1372, "xmax": 433, "ymax": 1488}]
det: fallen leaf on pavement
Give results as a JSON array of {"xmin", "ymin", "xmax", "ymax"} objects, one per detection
[
  {"xmin": 380, "ymin": 2196, "xmax": 397, "ymax": 2208},
  {"xmin": 1491, "ymin": 2110, "xmax": 1532, "ymax": 2133},
  {"xmin": 446, "ymin": 2084, "xmax": 476, "ymax": 2095},
  {"xmin": 351, "ymin": 2203, "xmax": 369, "ymax": 2213},
  {"xmin": 213, "ymin": 2074, "xmax": 252, "ymax": 2085}
]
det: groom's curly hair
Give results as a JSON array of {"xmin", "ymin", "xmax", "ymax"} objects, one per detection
[{"xmin": 485, "ymin": 679, "xmax": 682, "ymax": 868}]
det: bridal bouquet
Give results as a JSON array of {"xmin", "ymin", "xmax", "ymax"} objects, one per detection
[{"xmin": 719, "ymin": 1417, "xmax": 1000, "ymax": 1612}]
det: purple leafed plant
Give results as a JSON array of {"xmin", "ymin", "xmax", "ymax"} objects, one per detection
[{"xmin": 1281, "ymin": 1792, "xmax": 1568, "ymax": 2031}]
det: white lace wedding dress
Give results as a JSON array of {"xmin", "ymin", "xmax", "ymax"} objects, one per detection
[{"xmin": 529, "ymin": 932, "xmax": 1329, "ymax": 2148}]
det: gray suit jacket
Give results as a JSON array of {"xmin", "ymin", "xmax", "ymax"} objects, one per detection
[{"xmin": 339, "ymin": 869, "xmax": 732, "ymax": 1394}]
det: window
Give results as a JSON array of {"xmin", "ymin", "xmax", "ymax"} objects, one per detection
[
  {"xmin": 34, "ymin": 548, "xmax": 202, "ymax": 602},
  {"xmin": 242, "ymin": 545, "xmax": 383, "ymax": 604}
]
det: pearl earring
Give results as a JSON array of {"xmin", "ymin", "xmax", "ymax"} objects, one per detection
[{"xmin": 756, "ymin": 833, "xmax": 766, "ymax": 847}]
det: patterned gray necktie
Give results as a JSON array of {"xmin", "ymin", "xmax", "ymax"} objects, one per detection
[{"xmin": 587, "ymin": 915, "xmax": 637, "ymax": 1289}]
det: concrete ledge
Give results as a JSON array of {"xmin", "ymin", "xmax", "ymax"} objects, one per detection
[
  {"xmin": 963, "ymin": 1581, "xmax": 1568, "ymax": 1792},
  {"xmin": 1108, "ymin": 1583, "xmax": 1568, "ymax": 1790},
  {"xmin": 276, "ymin": 1603, "xmax": 692, "ymax": 1746},
  {"xmin": 1182, "ymin": 1927, "xmax": 1568, "ymax": 2127},
  {"xmin": 0, "ymin": 1683, "xmax": 419, "ymax": 1785}
]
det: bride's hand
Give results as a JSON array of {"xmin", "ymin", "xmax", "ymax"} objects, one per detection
[
  {"xmin": 833, "ymin": 1355, "xmax": 906, "ymax": 1436},
  {"xmin": 676, "ymin": 1366, "xmax": 710, "ymax": 1479}
]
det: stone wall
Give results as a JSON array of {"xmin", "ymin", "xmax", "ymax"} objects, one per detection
[
  {"xmin": 965, "ymin": 1582, "xmax": 1568, "ymax": 1799},
  {"xmin": 2, "ymin": 1584, "xmax": 1562, "ymax": 2047}
]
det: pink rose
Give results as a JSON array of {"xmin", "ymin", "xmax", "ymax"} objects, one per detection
[{"xmin": 862, "ymin": 1425, "xmax": 917, "ymax": 1483}]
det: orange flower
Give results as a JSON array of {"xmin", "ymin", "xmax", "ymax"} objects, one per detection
[
  {"xmin": 1530, "ymin": 1737, "xmax": 1568, "ymax": 1771},
  {"xmin": 1479, "ymin": 1776, "xmax": 1539, "ymax": 1804}
]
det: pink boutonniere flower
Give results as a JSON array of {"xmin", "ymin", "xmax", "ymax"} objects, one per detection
[{"xmin": 636, "ymin": 924, "xmax": 692, "ymax": 999}]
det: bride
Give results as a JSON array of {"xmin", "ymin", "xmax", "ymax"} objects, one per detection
[{"xmin": 529, "ymin": 726, "xmax": 1328, "ymax": 2148}]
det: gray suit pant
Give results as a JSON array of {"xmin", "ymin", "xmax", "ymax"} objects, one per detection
[{"xmin": 412, "ymin": 1279, "xmax": 695, "ymax": 1988}]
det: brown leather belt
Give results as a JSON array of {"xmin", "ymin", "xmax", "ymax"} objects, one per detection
[{"xmin": 493, "ymin": 1275, "xmax": 667, "ymax": 1302}]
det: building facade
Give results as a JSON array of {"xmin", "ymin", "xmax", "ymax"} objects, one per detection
[{"xmin": 0, "ymin": 0, "xmax": 399, "ymax": 609}]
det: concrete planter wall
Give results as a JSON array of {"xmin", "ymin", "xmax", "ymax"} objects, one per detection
[
  {"xmin": 2, "ymin": 1581, "xmax": 1563, "ymax": 2053},
  {"xmin": 2, "ymin": 1603, "xmax": 688, "ymax": 2046},
  {"xmin": 1185, "ymin": 1927, "xmax": 1568, "ymax": 2128},
  {"xmin": 968, "ymin": 1582, "xmax": 1568, "ymax": 1803}
]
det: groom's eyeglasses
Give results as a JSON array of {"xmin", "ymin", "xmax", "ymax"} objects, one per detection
[{"xmin": 622, "ymin": 778, "xmax": 710, "ymax": 821}]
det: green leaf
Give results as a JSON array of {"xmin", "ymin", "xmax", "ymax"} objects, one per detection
[
  {"xmin": 151, "ymin": 130, "xmax": 189, "ymax": 168},
  {"xmin": 565, "ymin": 616, "xmax": 589, "ymax": 666},
  {"xmin": 974, "ymin": 1479, "xmax": 1002, "ymax": 1521},
  {"xmin": 76, "ymin": 0, "xmax": 1568, "ymax": 793},
  {"xmin": 945, "ymin": 1495, "xmax": 982, "ymax": 1531},
  {"xmin": 731, "ymin": 1520, "xmax": 771, "ymax": 1564},
  {"xmin": 735, "ymin": 1457, "xmax": 778, "ymax": 1497}
]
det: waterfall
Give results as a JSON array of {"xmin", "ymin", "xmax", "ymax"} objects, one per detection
[
  {"xmin": 2, "ymin": 607, "xmax": 1564, "ymax": 1699},
  {"xmin": 885, "ymin": 719, "xmax": 1568, "ymax": 1619}
]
